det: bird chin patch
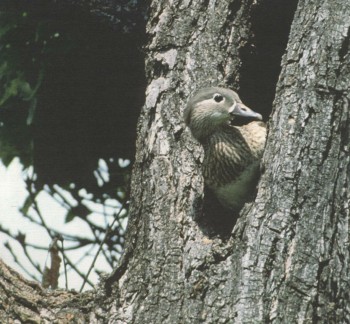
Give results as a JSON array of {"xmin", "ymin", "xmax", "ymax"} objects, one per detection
[{"xmin": 230, "ymin": 116, "xmax": 260, "ymax": 127}]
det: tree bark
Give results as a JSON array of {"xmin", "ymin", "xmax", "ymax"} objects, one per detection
[
  {"xmin": 105, "ymin": 0, "xmax": 260, "ymax": 322},
  {"xmin": 1, "ymin": 0, "xmax": 350, "ymax": 323},
  {"xmin": 108, "ymin": 0, "xmax": 350, "ymax": 323},
  {"xmin": 245, "ymin": 1, "xmax": 350, "ymax": 321},
  {"xmin": 0, "ymin": 258, "xmax": 95, "ymax": 322}
]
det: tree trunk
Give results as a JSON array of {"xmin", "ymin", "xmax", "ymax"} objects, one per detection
[
  {"xmin": 108, "ymin": 0, "xmax": 350, "ymax": 322},
  {"xmin": 105, "ymin": 0, "xmax": 260, "ymax": 322},
  {"xmin": 0, "ymin": 258, "xmax": 95, "ymax": 322},
  {"xmin": 248, "ymin": 1, "xmax": 350, "ymax": 321},
  {"xmin": 1, "ymin": 0, "xmax": 350, "ymax": 323}
]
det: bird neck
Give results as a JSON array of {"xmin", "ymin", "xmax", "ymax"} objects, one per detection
[
  {"xmin": 190, "ymin": 119, "xmax": 231, "ymax": 143},
  {"xmin": 199, "ymin": 124, "xmax": 242, "ymax": 148}
]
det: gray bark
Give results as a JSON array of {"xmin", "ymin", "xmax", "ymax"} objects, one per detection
[
  {"xmin": 105, "ymin": 0, "xmax": 257, "ymax": 323},
  {"xmin": 1, "ymin": 0, "xmax": 350, "ymax": 323},
  {"xmin": 0, "ymin": 258, "xmax": 95, "ymax": 322},
  {"xmin": 109, "ymin": 0, "xmax": 350, "ymax": 323},
  {"xmin": 251, "ymin": 1, "xmax": 350, "ymax": 321}
]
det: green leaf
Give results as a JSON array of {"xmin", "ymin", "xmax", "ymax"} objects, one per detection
[
  {"xmin": 26, "ymin": 97, "xmax": 37, "ymax": 125},
  {"xmin": 65, "ymin": 210, "xmax": 75, "ymax": 223},
  {"xmin": 1, "ymin": 154, "xmax": 14, "ymax": 167},
  {"xmin": 20, "ymin": 195, "xmax": 32, "ymax": 215},
  {"xmin": 71, "ymin": 205, "xmax": 90, "ymax": 219}
]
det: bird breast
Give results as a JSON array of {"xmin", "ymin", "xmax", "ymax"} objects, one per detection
[{"xmin": 202, "ymin": 121, "xmax": 266, "ymax": 210}]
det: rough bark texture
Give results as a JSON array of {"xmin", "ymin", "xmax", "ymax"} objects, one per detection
[
  {"xmin": 109, "ymin": 0, "xmax": 350, "ymax": 323},
  {"xmin": 2, "ymin": 0, "xmax": 350, "ymax": 323},
  {"xmin": 105, "ymin": 0, "xmax": 260, "ymax": 323},
  {"xmin": 0, "ymin": 258, "xmax": 95, "ymax": 322},
  {"xmin": 248, "ymin": 1, "xmax": 350, "ymax": 321}
]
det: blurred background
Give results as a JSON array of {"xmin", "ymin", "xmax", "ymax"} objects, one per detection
[{"xmin": 0, "ymin": 1, "xmax": 147, "ymax": 291}]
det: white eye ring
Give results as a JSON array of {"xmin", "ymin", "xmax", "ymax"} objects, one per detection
[{"xmin": 213, "ymin": 93, "xmax": 224, "ymax": 103}]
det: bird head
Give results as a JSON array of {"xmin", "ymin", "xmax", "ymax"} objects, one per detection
[{"xmin": 184, "ymin": 87, "xmax": 262, "ymax": 141}]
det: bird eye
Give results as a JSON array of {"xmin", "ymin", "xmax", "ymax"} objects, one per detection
[{"xmin": 213, "ymin": 94, "xmax": 224, "ymax": 103}]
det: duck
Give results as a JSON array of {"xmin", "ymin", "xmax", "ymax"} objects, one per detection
[{"xmin": 184, "ymin": 87, "xmax": 266, "ymax": 211}]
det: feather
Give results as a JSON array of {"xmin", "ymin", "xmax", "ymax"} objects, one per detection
[{"xmin": 185, "ymin": 87, "xmax": 266, "ymax": 211}]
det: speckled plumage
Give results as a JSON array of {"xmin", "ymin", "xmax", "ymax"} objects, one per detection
[{"xmin": 185, "ymin": 87, "xmax": 266, "ymax": 211}]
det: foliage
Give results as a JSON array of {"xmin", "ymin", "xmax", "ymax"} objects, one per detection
[{"xmin": 0, "ymin": 2, "xmax": 146, "ymax": 289}]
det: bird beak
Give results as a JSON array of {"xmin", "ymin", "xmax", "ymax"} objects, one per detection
[{"xmin": 229, "ymin": 103, "xmax": 262, "ymax": 121}]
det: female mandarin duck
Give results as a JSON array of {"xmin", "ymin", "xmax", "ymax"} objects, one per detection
[{"xmin": 184, "ymin": 87, "xmax": 266, "ymax": 211}]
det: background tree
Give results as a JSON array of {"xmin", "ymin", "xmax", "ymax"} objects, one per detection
[
  {"xmin": 1, "ymin": 0, "xmax": 350, "ymax": 323},
  {"xmin": 0, "ymin": 1, "xmax": 146, "ymax": 288}
]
